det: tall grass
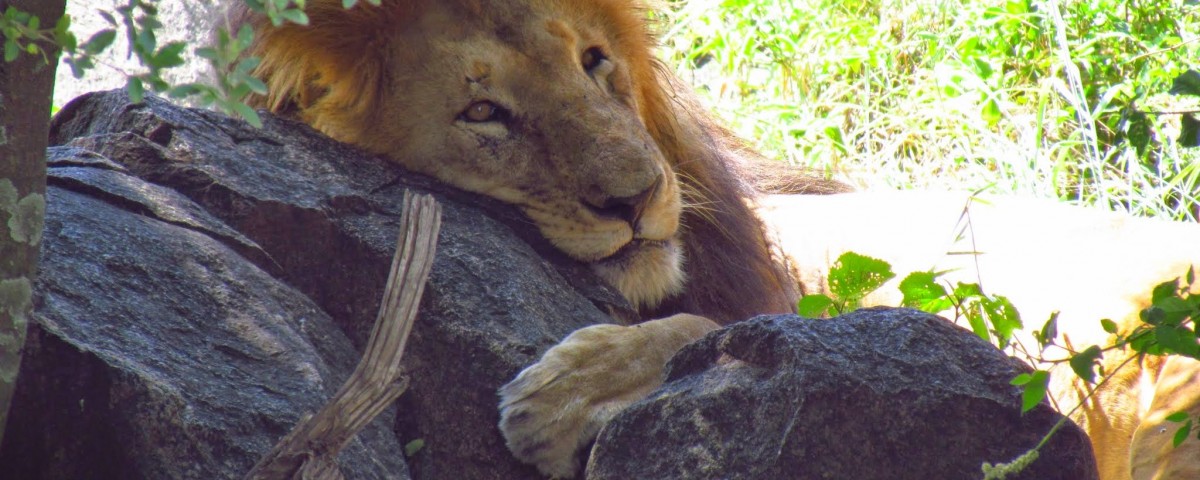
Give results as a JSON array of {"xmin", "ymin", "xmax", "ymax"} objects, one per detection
[{"xmin": 659, "ymin": 0, "xmax": 1200, "ymax": 221}]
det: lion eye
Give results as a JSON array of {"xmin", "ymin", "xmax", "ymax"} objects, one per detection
[
  {"xmin": 461, "ymin": 101, "xmax": 505, "ymax": 123},
  {"xmin": 581, "ymin": 46, "xmax": 607, "ymax": 71}
]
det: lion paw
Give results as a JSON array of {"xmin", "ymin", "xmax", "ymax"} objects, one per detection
[{"xmin": 498, "ymin": 314, "xmax": 719, "ymax": 478}]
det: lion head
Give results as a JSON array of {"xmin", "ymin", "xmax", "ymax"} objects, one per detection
[{"xmin": 231, "ymin": 0, "xmax": 842, "ymax": 323}]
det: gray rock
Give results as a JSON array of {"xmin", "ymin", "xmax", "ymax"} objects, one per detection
[
  {"xmin": 4, "ymin": 176, "xmax": 406, "ymax": 479},
  {"xmin": 7, "ymin": 90, "xmax": 1096, "ymax": 480},
  {"xmin": 4, "ymin": 90, "xmax": 632, "ymax": 480},
  {"xmin": 587, "ymin": 309, "xmax": 1099, "ymax": 480}
]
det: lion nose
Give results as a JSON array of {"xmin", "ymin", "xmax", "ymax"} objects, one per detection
[{"xmin": 582, "ymin": 175, "xmax": 661, "ymax": 228}]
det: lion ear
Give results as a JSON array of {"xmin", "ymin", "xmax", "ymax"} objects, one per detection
[{"xmin": 231, "ymin": 1, "xmax": 410, "ymax": 123}]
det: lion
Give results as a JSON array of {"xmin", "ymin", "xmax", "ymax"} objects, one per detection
[{"xmin": 231, "ymin": 1, "xmax": 1200, "ymax": 479}]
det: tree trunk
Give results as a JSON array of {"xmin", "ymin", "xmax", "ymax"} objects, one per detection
[{"xmin": 0, "ymin": 0, "xmax": 65, "ymax": 448}]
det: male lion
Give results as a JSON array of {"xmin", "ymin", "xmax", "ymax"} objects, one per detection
[{"xmin": 232, "ymin": 1, "xmax": 1200, "ymax": 479}]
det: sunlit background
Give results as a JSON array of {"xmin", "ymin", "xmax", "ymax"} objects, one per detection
[
  {"xmin": 52, "ymin": 0, "xmax": 1200, "ymax": 220},
  {"xmin": 657, "ymin": 0, "xmax": 1200, "ymax": 220}
]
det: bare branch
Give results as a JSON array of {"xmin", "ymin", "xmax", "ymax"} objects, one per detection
[{"xmin": 245, "ymin": 191, "xmax": 442, "ymax": 480}]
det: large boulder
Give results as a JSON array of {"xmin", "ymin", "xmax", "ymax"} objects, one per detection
[
  {"xmin": 1, "ymin": 91, "xmax": 1096, "ymax": 479},
  {"xmin": 2, "ymin": 90, "xmax": 631, "ymax": 479},
  {"xmin": 7, "ymin": 152, "xmax": 408, "ymax": 479},
  {"xmin": 587, "ymin": 309, "xmax": 1098, "ymax": 480}
]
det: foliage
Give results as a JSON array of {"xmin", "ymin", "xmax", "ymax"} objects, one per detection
[
  {"xmin": 804, "ymin": 251, "xmax": 1200, "ymax": 475},
  {"xmin": 1, "ymin": 7, "xmax": 74, "ymax": 63},
  {"xmin": 800, "ymin": 252, "xmax": 1023, "ymax": 348},
  {"xmin": 797, "ymin": 252, "xmax": 894, "ymax": 316},
  {"xmin": 404, "ymin": 438, "xmax": 425, "ymax": 457},
  {"xmin": 660, "ymin": 0, "xmax": 1200, "ymax": 221},
  {"xmin": 1, "ymin": 0, "xmax": 381, "ymax": 127}
]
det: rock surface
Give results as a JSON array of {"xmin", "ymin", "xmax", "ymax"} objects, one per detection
[
  {"xmin": 2, "ymin": 90, "xmax": 631, "ymax": 480},
  {"xmin": 8, "ymin": 176, "xmax": 406, "ymax": 479},
  {"xmin": 1, "ymin": 91, "xmax": 1096, "ymax": 480},
  {"xmin": 587, "ymin": 309, "xmax": 1099, "ymax": 480}
]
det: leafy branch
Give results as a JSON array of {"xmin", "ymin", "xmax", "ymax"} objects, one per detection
[
  {"xmin": 1, "ymin": 6, "xmax": 76, "ymax": 63},
  {"xmin": 2, "ymin": 0, "xmax": 381, "ymax": 127},
  {"xmin": 800, "ymin": 251, "xmax": 1200, "ymax": 477}
]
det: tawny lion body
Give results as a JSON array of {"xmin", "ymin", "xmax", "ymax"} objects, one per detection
[{"xmin": 233, "ymin": 1, "xmax": 1200, "ymax": 479}]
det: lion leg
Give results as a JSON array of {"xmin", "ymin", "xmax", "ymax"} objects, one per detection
[
  {"xmin": 498, "ymin": 314, "xmax": 720, "ymax": 479},
  {"xmin": 1129, "ymin": 355, "xmax": 1200, "ymax": 480}
]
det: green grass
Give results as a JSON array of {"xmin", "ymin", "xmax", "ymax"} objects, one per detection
[{"xmin": 658, "ymin": 0, "xmax": 1200, "ymax": 221}]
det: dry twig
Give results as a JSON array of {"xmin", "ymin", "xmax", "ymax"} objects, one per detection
[{"xmin": 245, "ymin": 191, "xmax": 442, "ymax": 480}]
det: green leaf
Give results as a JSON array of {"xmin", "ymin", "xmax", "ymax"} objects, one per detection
[
  {"xmin": 404, "ymin": 438, "xmax": 425, "ymax": 457},
  {"xmin": 237, "ymin": 24, "xmax": 255, "ymax": 48},
  {"xmin": 134, "ymin": 25, "xmax": 158, "ymax": 56},
  {"xmin": 235, "ymin": 57, "xmax": 262, "ymax": 75},
  {"xmin": 899, "ymin": 271, "xmax": 952, "ymax": 313},
  {"xmin": 54, "ymin": 16, "xmax": 76, "ymax": 51},
  {"xmin": 243, "ymin": 76, "xmax": 268, "ymax": 95},
  {"xmin": 827, "ymin": 252, "xmax": 895, "ymax": 303},
  {"xmin": 195, "ymin": 47, "xmax": 218, "ymax": 61},
  {"xmin": 981, "ymin": 294, "xmax": 1022, "ymax": 347},
  {"xmin": 1019, "ymin": 370, "xmax": 1049, "ymax": 413},
  {"xmin": 344, "ymin": 0, "xmax": 358, "ymax": 7},
  {"xmin": 152, "ymin": 41, "xmax": 188, "ymax": 68},
  {"xmin": 824, "ymin": 125, "xmax": 847, "ymax": 156},
  {"xmin": 1169, "ymin": 70, "xmax": 1200, "ymax": 97},
  {"xmin": 4, "ymin": 40, "xmax": 18, "ymax": 62},
  {"xmin": 1130, "ymin": 327, "xmax": 1162, "ymax": 354},
  {"xmin": 167, "ymin": 83, "xmax": 205, "ymax": 99},
  {"xmin": 126, "ymin": 77, "xmax": 145, "ymax": 103},
  {"xmin": 1101, "ymin": 318, "xmax": 1118, "ymax": 334},
  {"xmin": 231, "ymin": 101, "xmax": 263, "ymax": 128},
  {"xmin": 279, "ymin": 8, "xmax": 309, "ymax": 25},
  {"xmin": 1152, "ymin": 279, "xmax": 1180, "ymax": 303},
  {"xmin": 83, "ymin": 29, "xmax": 116, "ymax": 55},
  {"xmin": 1155, "ymin": 324, "xmax": 1199, "ymax": 357},
  {"xmin": 1167, "ymin": 412, "xmax": 1190, "ymax": 423},
  {"xmin": 965, "ymin": 304, "xmax": 991, "ymax": 343},
  {"xmin": 1142, "ymin": 306, "xmax": 1166, "ymax": 326},
  {"xmin": 1068, "ymin": 345, "xmax": 1102, "ymax": 384},
  {"xmin": 1155, "ymin": 296, "xmax": 1194, "ymax": 326},
  {"xmin": 1010, "ymin": 372, "xmax": 1032, "ymax": 386},
  {"xmin": 1036, "ymin": 312, "xmax": 1059, "ymax": 348},
  {"xmin": 1174, "ymin": 420, "xmax": 1193, "ymax": 448},
  {"xmin": 981, "ymin": 97, "xmax": 1001, "ymax": 126},
  {"xmin": 797, "ymin": 294, "xmax": 835, "ymax": 318},
  {"xmin": 952, "ymin": 282, "xmax": 984, "ymax": 301}
]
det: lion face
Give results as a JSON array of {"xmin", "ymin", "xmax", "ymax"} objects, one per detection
[{"xmin": 248, "ymin": 0, "xmax": 687, "ymax": 310}]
